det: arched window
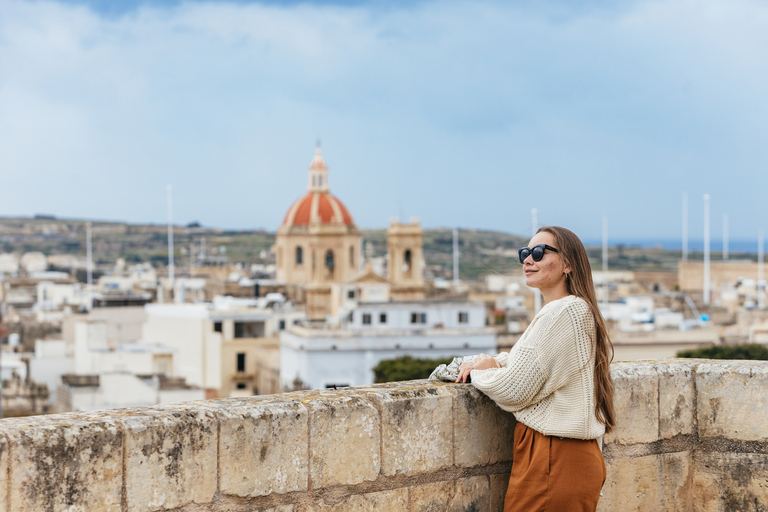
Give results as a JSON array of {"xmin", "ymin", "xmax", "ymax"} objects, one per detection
[
  {"xmin": 403, "ymin": 249, "xmax": 412, "ymax": 272},
  {"xmin": 325, "ymin": 250, "xmax": 335, "ymax": 270},
  {"xmin": 296, "ymin": 246, "xmax": 303, "ymax": 265}
]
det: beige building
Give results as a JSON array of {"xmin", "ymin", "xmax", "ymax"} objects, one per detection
[
  {"xmin": 387, "ymin": 220, "xmax": 426, "ymax": 301},
  {"xmin": 679, "ymin": 260, "xmax": 761, "ymax": 291}
]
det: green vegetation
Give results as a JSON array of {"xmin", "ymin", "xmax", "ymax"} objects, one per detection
[
  {"xmin": 676, "ymin": 344, "xmax": 768, "ymax": 360},
  {"xmin": 372, "ymin": 355, "xmax": 453, "ymax": 383}
]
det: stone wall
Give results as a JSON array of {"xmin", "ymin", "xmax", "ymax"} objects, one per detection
[{"xmin": 0, "ymin": 359, "xmax": 766, "ymax": 511}]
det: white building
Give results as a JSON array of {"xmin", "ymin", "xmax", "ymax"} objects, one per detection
[
  {"xmin": 58, "ymin": 373, "xmax": 203, "ymax": 412},
  {"xmin": 280, "ymin": 300, "xmax": 496, "ymax": 390},
  {"xmin": 141, "ymin": 296, "xmax": 305, "ymax": 395}
]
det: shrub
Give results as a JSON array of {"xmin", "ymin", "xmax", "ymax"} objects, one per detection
[
  {"xmin": 676, "ymin": 344, "xmax": 768, "ymax": 360},
  {"xmin": 373, "ymin": 355, "xmax": 454, "ymax": 383}
]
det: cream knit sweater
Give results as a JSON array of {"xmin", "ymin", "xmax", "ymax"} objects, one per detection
[{"xmin": 470, "ymin": 295, "xmax": 605, "ymax": 440}]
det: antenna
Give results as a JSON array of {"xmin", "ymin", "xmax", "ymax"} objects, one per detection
[
  {"xmin": 759, "ymin": 230, "xmax": 765, "ymax": 309},
  {"xmin": 86, "ymin": 221, "xmax": 93, "ymax": 310},
  {"xmin": 602, "ymin": 215, "xmax": 608, "ymax": 273},
  {"xmin": 167, "ymin": 185, "xmax": 175, "ymax": 294},
  {"xmin": 452, "ymin": 228, "xmax": 459, "ymax": 286},
  {"xmin": 703, "ymin": 194, "xmax": 710, "ymax": 306},
  {"xmin": 531, "ymin": 207, "xmax": 541, "ymax": 313},
  {"xmin": 682, "ymin": 192, "xmax": 688, "ymax": 262},
  {"xmin": 723, "ymin": 214, "xmax": 729, "ymax": 261}
]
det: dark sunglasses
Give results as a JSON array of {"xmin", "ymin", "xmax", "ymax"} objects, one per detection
[{"xmin": 518, "ymin": 244, "xmax": 559, "ymax": 264}]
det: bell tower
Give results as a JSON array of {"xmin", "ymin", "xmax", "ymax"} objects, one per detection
[{"xmin": 387, "ymin": 218, "xmax": 425, "ymax": 301}]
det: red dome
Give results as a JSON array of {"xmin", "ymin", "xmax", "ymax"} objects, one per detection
[{"xmin": 282, "ymin": 192, "xmax": 355, "ymax": 227}]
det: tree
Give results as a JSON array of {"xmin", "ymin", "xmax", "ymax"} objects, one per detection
[
  {"xmin": 676, "ymin": 344, "xmax": 768, "ymax": 360},
  {"xmin": 372, "ymin": 355, "xmax": 453, "ymax": 383}
]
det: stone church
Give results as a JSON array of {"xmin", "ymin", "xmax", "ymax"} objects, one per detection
[{"xmin": 274, "ymin": 148, "xmax": 425, "ymax": 319}]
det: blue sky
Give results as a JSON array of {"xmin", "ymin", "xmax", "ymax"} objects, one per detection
[{"xmin": 1, "ymin": 0, "xmax": 767, "ymax": 242}]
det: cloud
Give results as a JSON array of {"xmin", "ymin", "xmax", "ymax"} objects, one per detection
[{"xmin": 1, "ymin": 0, "xmax": 767, "ymax": 239}]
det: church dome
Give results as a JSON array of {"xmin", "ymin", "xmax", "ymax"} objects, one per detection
[
  {"xmin": 280, "ymin": 148, "xmax": 356, "ymax": 228},
  {"xmin": 282, "ymin": 191, "xmax": 355, "ymax": 227}
]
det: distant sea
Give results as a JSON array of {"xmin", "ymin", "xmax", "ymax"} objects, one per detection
[{"xmin": 581, "ymin": 238, "xmax": 763, "ymax": 255}]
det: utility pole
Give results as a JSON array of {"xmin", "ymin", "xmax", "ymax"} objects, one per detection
[
  {"xmin": 682, "ymin": 192, "xmax": 688, "ymax": 262},
  {"xmin": 167, "ymin": 185, "xmax": 175, "ymax": 300},
  {"xmin": 703, "ymin": 194, "xmax": 710, "ymax": 306}
]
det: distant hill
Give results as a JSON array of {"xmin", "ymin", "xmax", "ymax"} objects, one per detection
[{"xmin": 0, "ymin": 216, "xmax": 715, "ymax": 279}]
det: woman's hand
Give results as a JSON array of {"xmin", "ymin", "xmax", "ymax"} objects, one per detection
[{"xmin": 455, "ymin": 354, "xmax": 500, "ymax": 383}]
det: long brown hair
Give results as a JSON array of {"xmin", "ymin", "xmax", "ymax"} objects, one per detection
[{"xmin": 538, "ymin": 226, "xmax": 616, "ymax": 432}]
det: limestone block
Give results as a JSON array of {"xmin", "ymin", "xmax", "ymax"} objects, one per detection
[
  {"xmin": 1, "ymin": 413, "xmax": 122, "ymax": 512},
  {"xmin": 307, "ymin": 395, "xmax": 380, "ymax": 488},
  {"xmin": 0, "ymin": 434, "xmax": 8, "ymax": 510},
  {"xmin": 696, "ymin": 361, "xmax": 768, "ymax": 441},
  {"xmin": 308, "ymin": 488, "xmax": 408, "ymax": 511},
  {"xmin": 657, "ymin": 362, "xmax": 695, "ymax": 439},
  {"xmin": 407, "ymin": 480, "xmax": 452, "ymax": 512},
  {"xmin": 218, "ymin": 400, "xmax": 309, "ymax": 497},
  {"xmin": 450, "ymin": 385, "xmax": 516, "ymax": 467},
  {"xmin": 365, "ymin": 384, "xmax": 453, "ymax": 477},
  {"xmin": 599, "ymin": 452, "xmax": 692, "ymax": 512},
  {"xmin": 692, "ymin": 452, "xmax": 768, "ymax": 512},
  {"xmin": 449, "ymin": 475, "xmax": 491, "ymax": 512},
  {"xmin": 119, "ymin": 408, "xmax": 217, "ymax": 511},
  {"xmin": 604, "ymin": 363, "xmax": 659, "ymax": 445},
  {"xmin": 490, "ymin": 473, "xmax": 510, "ymax": 511}
]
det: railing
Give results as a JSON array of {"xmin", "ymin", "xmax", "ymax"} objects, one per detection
[{"xmin": 0, "ymin": 359, "xmax": 766, "ymax": 511}]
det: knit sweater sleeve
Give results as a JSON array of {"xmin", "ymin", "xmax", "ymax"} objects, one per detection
[{"xmin": 470, "ymin": 299, "xmax": 592, "ymax": 411}]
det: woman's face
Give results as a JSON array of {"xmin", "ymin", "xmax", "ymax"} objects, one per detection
[{"xmin": 522, "ymin": 231, "xmax": 569, "ymax": 291}]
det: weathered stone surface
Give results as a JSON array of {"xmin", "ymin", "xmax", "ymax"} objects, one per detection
[
  {"xmin": 119, "ymin": 408, "xmax": 217, "ymax": 511},
  {"xmin": 307, "ymin": 395, "xmax": 380, "ymax": 488},
  {"xmin": 365, "ymin": 384, "xmax": 453, "ymax": 477},
  {"xmin": 218, "ymin": 400, "xmax": 309, "ymax": 497},
  {"xmin": 692, "ymin": 452, "xmax": 768, "ymax": 512},
  {"xmin": 407, "ymin": 480, "xmax": 452, "ymax": 511},
  {"xmin": 0, "ymin": 434, "xmax": 9, "ymax": 511},
  {"xmin": 308, "ymin": 488, "xmax": 408, "ymax": 511},
  {"xmin": 1, "ymin": 413, "xmax": 122, "ymax": 512},
  {"xmin": 695, "ymin": 361, "xmax": 768, "ymax": 441},
  {"xmin": 605, "ymin": 363, "xmax": 659, "ymax": 446},
  {"xmin": 450, "ymin": 476, "xmax": 491, "ymax": 512},
  {"xmin": 451, "ymin": 385, "xmax": 516, "ymax": 467},
  {"xmin": 490, "ymin": 473, "xmax": 510, "ymax": 511},
  {"xmin": 599, "ymin": 452, "xmax": 692, "ymax": 512},
  {"xmin": 657, "ymin": 362, "xmax": 695, "ymax": 439}
]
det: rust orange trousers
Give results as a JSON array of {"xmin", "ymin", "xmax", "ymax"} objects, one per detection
[{"xmin": 504, "ymin": 422, "xmax": 606, "ymax": 512}]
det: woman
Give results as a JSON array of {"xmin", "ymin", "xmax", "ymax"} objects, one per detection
[{"xmin": 456, "ymin": 226, "xmax": 615, "ymax": 512}]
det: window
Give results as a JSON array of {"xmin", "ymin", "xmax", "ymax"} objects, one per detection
[
  {"xmin": 458, "ymin": 312, "xmax": 469, "ymax": 324},
  {"xmin": 236, "ymin": 353, "xmax": 246, "ymax": 373},
  {"xmin": 404, "ymin": 249, "xmax": 412, "ymax": 272},
  {"xmin": 295, "ymin": 246, "xmax": 303, "ymax": 265},
  {"xmin": 235, "ymin": 322, "xmax": 265, "ymax": 338},
  {"xmin": 279, "ymin": 320, "xmax": 286, "ymax": 330},
  {"xmin": 214, "ymin": 322, "xmax": 222, "ymax": 333},
  {"xmin": 348, "ymin": 290, "xmax": 355, "ymax": 299},
  {"xmin": 379, "ymin": 313, "xmax": 387, "ymax": 324},
  {"xmin": 325, "ymin": 250, "xmax": 334, "ymax": 270},
  {"xmin": 410, "ymin": 312, "xmax": 426, "ymax": 324},
  {"xmin": 362, "ymin": 313, "xmax": 372, "ymax": 325},
  {"xmin": 350, "ymin": 246, "xmax": 355, "ymax": 266},
  {"xmin": 236, "ymin": 383, "xmax": 247, "ymax": 390}
]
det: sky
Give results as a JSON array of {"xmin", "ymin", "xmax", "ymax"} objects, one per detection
[{"xmin": 1, "ymin": 0, "xmax": 767, "ymax": 243}]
